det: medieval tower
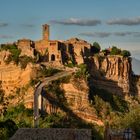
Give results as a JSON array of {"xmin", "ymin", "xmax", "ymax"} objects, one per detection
[{"xmin": 42, "ymin": 24, "xmax": 49, "ymax": 40}]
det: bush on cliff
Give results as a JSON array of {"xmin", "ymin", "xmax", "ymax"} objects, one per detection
[
  {"xmin": 0, "ymin": 44, "xmax": 21, "ymax": 65},
  {"xmin": 110, "ymin": 46, "xmax": 121, "ymax": 55},
  {"xmin": 91, "ymin": 42, "xmax": 101, "ymax": 54},
  {"xmin": 38, "ymin": 65, "xmax": 61, "ymax": 78},
  {"xmin": 121, "ymin": 50, "xmax": 131, "ymax": 57},
  {"xmin": 74, "ymin": 64, "xmax": 89, "ymax": 80},
  {"xmin": 19, "ymin": 55, "xmax": 34, "ymax": 69}
]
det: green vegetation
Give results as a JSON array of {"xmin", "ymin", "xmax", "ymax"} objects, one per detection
[
  {"xmin": 89, "ymin": 86, "xmax": 140, "ymax": 138},
  {"xmin": 0, "ymin": 44, "xmax": 34, "ymax": 69},
  {"xmin": 121, "ymin": 50, "xmax": 131, "ymax": 57},
  {"xmin": 110, "ymin": 103, "xmax": 140, "ymax": 138},
  {"xmin": 0, "ymin": 119, "xmax": 18, "ymax": 140},
  {"xmin": 109, "ymin": 46, "xmax": 131, "ymax": 57},
  {"xmin": 37, "ymin": 65, "xmax": 61, "ymax": 78},
  {"xmin": 91, "ymin": 42, "xmax": 101, "ymax": 54},
  {"xmin": 19, "ymin": 55, "xmax": 34, "ymax": 69},
  {"xmin": 74, "ymin": 64, "xmax": 89, "ymax": 80},
  {"xmin": 1, "ymin": 44, "xmax": 21, "ymax": 65},
  {"xmin": 90, "ymin": 87, "xmax": 128, "ymax": 119},
  {"xmin": 0, "ymin": 104, "xmax": 33, "ymax": 139},
  {"xmin": 110, "ymin": 46, "xmax": 121, "ymax": 55},
  {"xmin": 65, "ymin": 62, "xmax": 75, "ymax": 68}
]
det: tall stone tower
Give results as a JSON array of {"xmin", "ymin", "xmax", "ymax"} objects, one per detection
[{"xmin": 42, "ymin": 24, "xmax": 49, "ymax": 40}]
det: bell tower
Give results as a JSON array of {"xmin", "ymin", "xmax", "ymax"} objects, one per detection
[{"xmin": 42, "ymin": 24, "xmax": 49, "ymax": 40}]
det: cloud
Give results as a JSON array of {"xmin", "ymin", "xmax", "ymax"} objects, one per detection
[
  {"xmin": 114, "ymin": 32, "xmax": 135, "ymax": 36},
  {"xmin": 50, "ymin": 18, "xmax": 101, "ymax": 26},
  {"xmin": 107, "ymin": 17, "xmax": 140, "ymax": 25},
  {"xmin": 0, "ymin": 22, "xmax": 8, "ymax": 27},
  {"xmin": 0, "ymin": 35, "xmax": 13, "ymax": 39},
  {"xmin": 79, "ymin": 31, "xmax": 140, "ymax": 38},
  {"xmin": 79, "ymin": 32, "xmax": 111, "ymax": 38},
  {"xmin": 21, "ymin": 24, "xmax": 35, "ymax": 28}
]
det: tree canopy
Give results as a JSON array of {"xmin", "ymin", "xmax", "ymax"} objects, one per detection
[{"xmin": 91, "ymin": 42, "xmax": 101, "ymax": 54}]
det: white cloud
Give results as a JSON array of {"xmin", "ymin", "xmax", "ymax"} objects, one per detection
[
  {"xmin": 107, "ymin": 17, "xmax": 140, "ymax": 25},
  {"xmin": 50, "ymin": 18, "xmax": 101, "ymax": 26}
]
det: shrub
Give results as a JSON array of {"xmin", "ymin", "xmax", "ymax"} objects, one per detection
[
  {"xmin": 74, "ymin": 64, "xmax": 89, "ymax": 80},
  {"xmin": 91, "ymin": 42, "xmax": 101, "ymax": 54},
  {"xmin": 2, "ymin": 44, "xmax": 21, "ymax": 65},
  {"xmin": 38, "ymin": 66, "xmax": 61, "ymax": 78},
  {"xmin": 19, "ymin": 55, "xmax": 34, "ymax": 69},
  {"xmin": 0, "ymin": 119, "xmax": 18, "ymax": 140},
  {"xmin": 110, "ymin": 46, "xmax": 121, "ymax": 55},
  {"xmin": 121, "ymin": 50, "xmax": 131, "ymax": 57},
  {"xmin": 65, "ymin": 62, "xmax": 75, "ymax": 68}
]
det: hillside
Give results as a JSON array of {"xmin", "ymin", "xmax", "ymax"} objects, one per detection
[{"xmin": 0, "ymin": 29, "xmax": 140, "ymax": 139}]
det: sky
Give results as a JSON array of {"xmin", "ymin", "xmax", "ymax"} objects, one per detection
[{"xmin": 0, "ymin": 0, "xmax": 140, "ymax": 59}]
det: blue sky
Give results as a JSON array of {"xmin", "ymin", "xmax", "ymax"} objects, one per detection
[{"xmin": 0, "ymin": 0, "xmax": 140, "ymax": 59}]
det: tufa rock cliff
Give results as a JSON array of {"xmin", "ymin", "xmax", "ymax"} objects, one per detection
[{"xmin": 86, "ymin": 55, "xmax": 140, "ymax": 96}]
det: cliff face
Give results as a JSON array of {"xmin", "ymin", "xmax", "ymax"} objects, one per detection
[
  {"xmin": 0, "ymin": 50, "xmax": 34, "ymax": 112},
  {"xmin": 39, "ymin": 78, "xmax": 103, "ymax": 125},
  {"xmin": 88, "ymin": 56, "xmax": 132, "ymax": 96}
]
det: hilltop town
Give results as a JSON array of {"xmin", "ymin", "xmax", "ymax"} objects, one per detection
[{"xmin": 0, "ymin": 24, "xmax": 140, "ymax": 139}]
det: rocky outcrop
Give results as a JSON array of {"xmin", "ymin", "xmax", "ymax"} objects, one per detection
[
  {"xmin": 88, "ymin": 55, "xmax": 132, "ymax": 96},
  {"xmin": 61, "ymin": 79, "xmax": 102, "ymax": 125}
]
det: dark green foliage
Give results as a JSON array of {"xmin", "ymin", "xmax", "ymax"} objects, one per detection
[
  {"xmin": 3, "ymin": 104, "xmax": 33, "ymax": 128},
  {"xmin": 89, "ymin": 87, "xmax": 128, "ymax": 117},
  {"xmin": 91, "ymin": 42, "xmax": 101, "ymax": 54},
  {"xmin": 111, "ymin": 104, "xmax": 140, "ymax": 138},
  {"xmin": 0, "ymin": 119, "xmax": 18, "ymax": 140},
  {"xmin": 121, "ymin": 50, "xmax": 131, "ymax": 57},
  {"xmin": 110, "ymin": 46, "xmax": 121, "ymax": 55}
]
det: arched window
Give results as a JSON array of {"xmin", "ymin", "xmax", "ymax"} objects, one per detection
[{"xmin": 51, "ymin": 54, "xmax": 55, "ymax": 61}]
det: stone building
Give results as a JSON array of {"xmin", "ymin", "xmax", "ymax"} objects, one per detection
[
  {"xmin": 17, "ymin": 39, "xmax": 35, "ymax": 57},
  {"xmin": 34, "ymin": 24, "xmax": 92, "ymax": 65}
]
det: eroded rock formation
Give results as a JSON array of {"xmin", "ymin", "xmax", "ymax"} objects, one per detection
[{"xmin": 87, "ymin": 55, "xmax": 140, "ymax": 96}]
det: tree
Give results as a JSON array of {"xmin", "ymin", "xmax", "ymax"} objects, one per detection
[
  {"xmin": 0, "ymin": 119, "xmax": 18, "ymax": 139},
  {"xmin": 91, "ymin": 42, "xmax": 101, "ymax": 54},
  {"xmin": 110, "ymin": 46, "xmax": 121, "ymax": 55},
  {"xmin": 121, "ymin": 50, "xmax": 131, "ymax": 57}
]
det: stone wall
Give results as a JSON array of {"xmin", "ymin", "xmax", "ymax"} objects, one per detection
[
  {"xmin": 17, "ymin": 39, "xmax": 34, "ymax": 57},
  {"xmin": 35, "ymin": 40, "xmax": 49, "ymax": 54},
  {"xmin": 64, "ymin": 38, "xmax": 91, "ymax": 64},
  {"xmin": 10, "ymin": 128, "xmax": 92, "ymax": 140}
]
